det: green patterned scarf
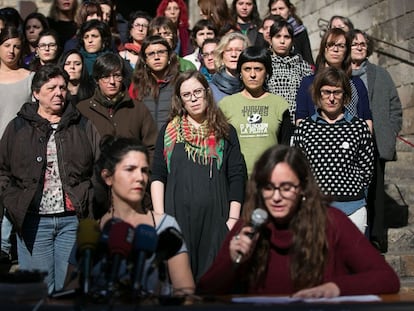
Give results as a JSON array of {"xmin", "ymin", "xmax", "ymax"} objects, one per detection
[{"xmin": 164, "ymin": 115, "xmax": 224, "ymax": 173}]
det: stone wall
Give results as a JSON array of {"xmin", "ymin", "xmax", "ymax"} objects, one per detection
[{"xmin": 3, "ymin": 0, "xmax": 413, "ymax": 134}]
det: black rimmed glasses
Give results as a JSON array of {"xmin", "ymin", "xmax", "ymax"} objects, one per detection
[
  {"xmin": 180, "ymin": 88, "xmax": 205, "ymax": 101},
  {"xmin": 100, "ymin": 73, "xmax": 123, "ymax": 83},
  {"xmin": 320, "ymin": 89, "xmax": 344, "ymax": 99},
  {"xmin": 38, "ymin": 43, "xmax": 58, "ymax": 50},
  {"xmin": 261, "ymin": 182, "xmax": 300, "ymax": 199},
  {"xmin": 326, "ymin": 42, "xmax": 346, "ymax": 51},
  {"xmin": 201, "ymin": 51, "xmax": 215, "ymax": 58}
]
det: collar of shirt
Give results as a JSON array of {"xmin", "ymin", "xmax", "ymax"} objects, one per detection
[{"xmin": 311, "ymin": 109, "xmax": 353, "ymax": 124}]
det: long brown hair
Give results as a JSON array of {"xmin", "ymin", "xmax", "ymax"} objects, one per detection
[
  {"xmin": 315, "ymin": 28, "xmax": 352, "ymax": 76},
  {"xmin": 242, "ymin": 145, "xmax": 330, "ymax": 290},
  {"xmin": 131, "ymin": 35, "xmax": 179, "ymax": 101},
  {"xmin": 170, "ymin": 70, "xmax": 230, "ymax": 140}
]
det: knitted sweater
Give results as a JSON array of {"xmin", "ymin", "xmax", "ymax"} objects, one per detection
[{"xmin": 293, "ymin": 113, "xmax": 374, "ymax": 202}]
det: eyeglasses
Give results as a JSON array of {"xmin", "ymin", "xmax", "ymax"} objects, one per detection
[
  {"xmin": 326, "ymin": 42, "xmax": 346, "ymax": 51},
  {"xmin": 38, "ymin": 43, "xmax": 58, "ymax": 50},
  {"xmin": 133, "ymin": 23, "xmax": 149, "ymax": 29},
  {"xmin": 261, "ymin": 182, "xmax": 300, "ymax": 200},
  {"xmin": 180, "ymin": 88, "xmax": 205, "ymax": 101},
  {"xmin": 201, "ymin": 51, "xmax": 214, "ymax": 58},
  {"xmin": 351, "ymin": 42, "xmax": 367, "ymax": 49},
  {"xmin": 223, "ymin": 48, "xmax": 243, "ymax": 55},
  {"xmin": 100, "ymin": 73, "xmax": 123, "ymax": 83},
  {"xmin": 145, "ymin": 49, "xmax": 168, "ymax": 59},
  {"xmin": 320, "ymin": 89, "xmax": 344, "ymax": 98}
]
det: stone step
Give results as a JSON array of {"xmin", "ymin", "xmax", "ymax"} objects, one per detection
[
  {"xmin": 385, "ymin": 152, "xmax": 414, "ymax": 181},
  {"xmin": 387, "ymin": 226, "xmax": 414, "ymax": 253},
  {"xmin": 385, "ymin": 252, "xmax": 414, "ymax": 278},
  {"xmin": 396, "ymin": 135, "xmax": 414, "ymax": 152},
  {"xmin": 399, "ymin": 277, "xmax": 414, "ymax": 293}
]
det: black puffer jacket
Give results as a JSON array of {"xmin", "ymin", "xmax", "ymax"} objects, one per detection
[{"xmin": 0, "ymin": 102, "xmax": 100, "ymax": 234}]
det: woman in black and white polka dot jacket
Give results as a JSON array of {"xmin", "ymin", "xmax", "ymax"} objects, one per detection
[{"xmin": 293, "ymin": 66, "xmax": 374, "ymax": 234}]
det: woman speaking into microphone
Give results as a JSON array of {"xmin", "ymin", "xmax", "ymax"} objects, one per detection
[{"xmin": 198, "ymin": 145, "xmax": 400, "ymax": 298}]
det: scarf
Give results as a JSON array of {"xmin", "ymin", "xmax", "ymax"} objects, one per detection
[
  {"xmin": 352, "ymin": 59, "xmax": 368, "ymax": 89},
  {"xmin": 80, "ymin": 48, "xmax": 109, "ymax": 75},
  {"xmin": 124, "ymin": 42, "xmax": 141, "ymax": 54},
  {"xmin": 163, "ymin": 115, "xmax": 224, "ymax": 173},
  {"xmin": 94, "ymin": 88, "xmax": 126, "ymax": 109},
  {"xmin": 287, "ymin": 16, "xmax": 305, "ymax": 36},
  {"xmin": 211, "ymin": 68, "xmax": 243, "ymax": 95}
]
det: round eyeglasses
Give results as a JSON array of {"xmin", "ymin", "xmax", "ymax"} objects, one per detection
[{"xmin": 180, "ymin": 88, "xmax": 205, "ymax": 101}]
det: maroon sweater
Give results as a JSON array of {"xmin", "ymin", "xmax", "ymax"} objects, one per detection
[{"xmin": 198, "ymin": 207, "xmax": 400, "ymax": 295}]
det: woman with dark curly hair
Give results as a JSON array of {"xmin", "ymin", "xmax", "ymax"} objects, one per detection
[
  {"xmin": 129, "ymin": 35, "xmax": 180, "ymax": 130},
  {"xmin": 198, "ymin": 144, "xmax": 399, "ymax": 297}
]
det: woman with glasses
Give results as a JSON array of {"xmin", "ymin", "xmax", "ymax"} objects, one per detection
[
  {"xmin": 349, "ymin": 29, "xmax": 402, "ymax": 252},
  {"xmin": 293, "ymin": 66, "xmax": 374, "ymax": 233},
  {"xmin": 295, "ymin": 28, "xmax": 372, "ymax": 132},
  {"xmin": 119, "ymin": 10, "xmax": 152, "ymax": 69},
  {"xmin": 199, "ymin": 38, "xmax": 219, "ymax": 82},
  {"xmin": 219, "ymin": 46, "xmax": 289, "ymax": 176},
  {"xmin": 151, "ymin": 70, "xmax": 246, "ymax": 281},
  {"xmin": 77, "ymin": 52, "xmax": 157, "ymax": 160},
  {"xmin": 28, "ymin": 29, "xmax": 61, "ymax": 71},
  {"xmin": 198, "ymin": 144, "xmax": 399, "ymax": 296},
  {"xmin": 183, "ymin": 19, "xmax": 217, "ymax": 69},
  {"xmin": 209, "ymin": 32, "xmax": 250, "ymax": 103},
  {"xmin": 130, "ymin": 35, "xmax": 181, "ymax": 131},
  {"xmin": 22, "ymin": 12, "xmax": 50, "ymax": 68}
]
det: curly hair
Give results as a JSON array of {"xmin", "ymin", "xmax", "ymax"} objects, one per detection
[
  {"xmin": 170, "ymin": 70, "xmax": 230, "ymax": 139},
  {"xmin": 214, "ymin": 31, "xmax": 250, "ymax": 70},
  {"xmin": 131, "ymin": 35, "xmax": 179, "ymax": 101},
  {"xmin": 241, "ymin": 145, "xmax": 330, "ymax": 291}
]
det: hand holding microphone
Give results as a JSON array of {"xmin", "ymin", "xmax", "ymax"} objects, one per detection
[{"xmin": 232, "ymin": 209, "xmax": 268, "ymax": 264}]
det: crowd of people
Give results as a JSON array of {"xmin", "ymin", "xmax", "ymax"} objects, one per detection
[{"xmin": 0, "ymin": 0, "xmax": 403, "ymax": 300}]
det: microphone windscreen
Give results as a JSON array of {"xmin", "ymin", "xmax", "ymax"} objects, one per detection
[
  {"xmin": 77, "ymin": 219, "xmax": 101, "ymax": 252},
  {"xmin": 154, "ymin": 227, "xmax": 183, "ymax": 263},
  {"xmin": 108, "ymin": 221, "xmax": 134, "ymax": 258},
  {"xmin": 133, "ymin": 224, "xmax": 158, "ymax": 254},
  {"xmin": 251, "ymin": 208, "xmax": 268, "ymax": 228}
]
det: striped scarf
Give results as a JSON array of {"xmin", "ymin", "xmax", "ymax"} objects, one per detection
[{"xmin": 163, "ymin": 115, "xmax": 224, "ymax": 173}]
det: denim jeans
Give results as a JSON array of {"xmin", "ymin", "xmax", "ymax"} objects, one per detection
[
  {"xmin": 1, "ymin": 210, "xmax": 12, "ymax": 254},
  {"xmin": 17, "ymin": 214, "xmax": 78, "ymax": 294}
]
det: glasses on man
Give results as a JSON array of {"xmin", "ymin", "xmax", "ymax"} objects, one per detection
[
  {"xmin": 180, "ymin": 88, "xmax": 205, "ymax": 101},
  {"xmin": 145, "ymin": 49, "xmax": 169, "ymax": 59},
  {"xmin": 351, "ymin": 42, "xmax": 367, "ymax": 49},
  {"xmin": 320, "ymin": 89, "xmax": 344, "ymax": 98},
  {"xmin": 38, "ymin": 43, "xmax": 58, "ymax": 50},
  {"xmin": 261, "ymin": 182, "xmax": 300, "ymax": 200},
  {"xmin": 100, "ymin": 73, "xmax": 123, "ymax": 83},
  {"xmin": 326, "ymin": 42, "xmax": 346, "ymax": 51},
  {"xmin": 133, "ymin": 23, "xmax": 149, "ymax": 29}
]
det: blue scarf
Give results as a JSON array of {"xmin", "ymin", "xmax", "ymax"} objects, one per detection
[{"xmin": 211, "ymin": 68, "xmax": 243, "ymax": 95}]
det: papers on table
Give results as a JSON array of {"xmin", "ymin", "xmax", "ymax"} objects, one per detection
[{"xmin": 232, "ymin": 295, "xmax": 381, "ymax": 304}]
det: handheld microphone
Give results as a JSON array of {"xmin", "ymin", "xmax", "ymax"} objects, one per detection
[
  {"xmin": 76, "ymin": 218, "xmax": 101, "ymax": 295},
  {"xmin": 235, "ymin": 208, "xmax": 268, "ymax": 264},
  {"xmin": 107, "ymin": 221, "xmax": 134, "ymax": 291},
  {"xmin": 131, "ymin": 224, "xmax": 158, "ymax": 293}
]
